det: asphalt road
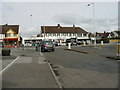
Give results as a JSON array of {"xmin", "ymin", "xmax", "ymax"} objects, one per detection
[{"xmin": 43, "ymin": 45, "xmax": 119, "ymax": 88}]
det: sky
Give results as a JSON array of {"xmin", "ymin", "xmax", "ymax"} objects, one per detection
[{"xmin": 0, "ymin": 0, "xmax": 119, "ymax": 37}]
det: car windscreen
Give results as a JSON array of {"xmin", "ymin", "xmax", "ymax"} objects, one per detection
[
  {"xmin": 66, "ymin": 39, "xmax": 71, "ymax": 42},
  {"xmin": 44, "ymin": 41, "xmax": 53, "ymax": 45},
  {"xmin": 71, "ymin": 39, "xmax": 76, "ymax": 42}
]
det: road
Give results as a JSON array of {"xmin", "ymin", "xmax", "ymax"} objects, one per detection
[{"xmin": 43, "ymin": 45, "xmax": 119, "ymax": 88}]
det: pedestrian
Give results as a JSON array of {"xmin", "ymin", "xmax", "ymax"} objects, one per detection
[
  {"xmin": 2, "ymin": 43, "xmax": 4, "ymax": 48},
  {"xmin": 22, "ymin": 44, "xmax": 24, "ymax": 50}
]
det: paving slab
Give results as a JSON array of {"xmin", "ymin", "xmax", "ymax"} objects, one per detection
[{"xmin": 2, "ymin": 56, "xmax": 58, "ymax": 88}]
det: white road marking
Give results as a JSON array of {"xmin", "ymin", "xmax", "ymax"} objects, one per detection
[
  {"xmin": 117, "ymin": 60, "xmax": 120, "ymax": 62},
  {"xmin": 40, "ymin": 52, "xmax": 44, "ymax": 56},
  {"xmin": 0, "ymin": 57, "xmax": 19, "ymax": 74}
]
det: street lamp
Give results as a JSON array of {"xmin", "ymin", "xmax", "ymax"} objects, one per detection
[
  {"xmin": 30, "ymin": 14, "xmax": 33, "ymax": 26},
  {"xmin": 87, "ymin": 3, "xmax": 96, "ymax": 45},
  {"xmin": 43, "ymin": 26, "xmax": 46, "ymax": 40}
]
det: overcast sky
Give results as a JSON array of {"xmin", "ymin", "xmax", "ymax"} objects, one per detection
[{"xmin": 0, "ymin": 1, "xmax": 119, "ymax": 37}]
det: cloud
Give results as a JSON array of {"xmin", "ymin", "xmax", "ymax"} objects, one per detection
[
  {"xmin": 3, "ymin": 5, "xmax": 15, "ymax": 11},
  {"xmin": 19, "ymin": 14, "xmax": 118, "ymax": 37},
  {"xmin": 6, "ymin": 6, "xmax": 14, "ymax": 11},
  {"xmin": 95, "ymin": 17, "xmax": 118, "ymax": 32},
  {"xmin": 20, "ymin": 27, "xmax": 40, "ymax": 37},
  {"xmin": 53, "ymin": 13, "xmax": 118, "ymax": 33},
  {"xmin": 53, "ymin": 13, "xmax": 91, "ymax": 25}
]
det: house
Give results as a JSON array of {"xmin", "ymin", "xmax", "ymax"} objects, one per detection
[
  {"xmin": 0, "ymin": 24, "xmax": 20, "ymax": 48},
  {"xmin": 111, "ymin": 31, "xmax": 120, "ymax": 38},
  {"xmin": 95, "ymin": 32, "xmax": 113, "ymax": 43},
  {"xmin": 41, "ymin": 24, "xmax": 89, "ymax": 45},
  {"xmin": 109, "ymin": 31, "xmax": 120, "ymax": 43},
  {"xmin": 96, "ymin": 31, "xmax": 112, "ymax": 39}
]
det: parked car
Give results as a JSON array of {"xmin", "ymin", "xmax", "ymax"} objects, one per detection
[
  {"xmin": 77, "ymin": 41, "xmax": 82, "ymax": 45},
  {"xmin": 66, "ymin": 38, "xmax": 77, "ymax": 46},
  {"xmin": 54, "ymin": 42, "xmax": 58, "ymax": 46},
  {"xmin": 41, "ymin": 41, "xmax": 55, "ymax": 52}
]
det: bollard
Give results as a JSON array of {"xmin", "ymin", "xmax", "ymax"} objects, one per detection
[
  {"xmin": 83, "ymin": 41, "xmax": 86, "ymax": 46},
  {"xmin": 101, "ymin": 41, "xmax": 104, "ymax": 45},
  {"xmin": 116, "ymin": 45, "xmax": 120, "ymax": 57},
  {"xmin": 68, "ymin": 43, "xmax": 71, "ymax": 49}
]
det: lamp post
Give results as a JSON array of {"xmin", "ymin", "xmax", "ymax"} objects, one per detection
[
  {"xmin": 30, "ymin": 15, "xmax": 33, "ymax": 26},
  {"xmin": 43, "ymin": 26, "xmax": 45, "ymax": 40},
  {"xmin": 87, "ymin": 3, "xmax": 96, "ymax": 45}
]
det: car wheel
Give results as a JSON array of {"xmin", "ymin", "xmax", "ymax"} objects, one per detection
[
  {"xmin": 52, "ymin": 49, "xmax": 54, "ymax": 52},
  {"xmin": 41, "ymin": 48, "xmax": 44, "ymax": 52}
]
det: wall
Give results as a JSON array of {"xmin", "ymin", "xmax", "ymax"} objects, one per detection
[{"xmin": 109, "ymin": 39, "xmax": 120, "ymax": 43}]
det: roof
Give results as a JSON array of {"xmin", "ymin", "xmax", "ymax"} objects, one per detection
[
  {"xmin": 0, "ymin": 25, "xmax": 19, "ymax": 34},
  {"xmin": 96, "ymin": 32, "xmax": 113, "ymax": 38},
  {"xmin": 41, "ymin": 24, "xmax": 88, "ymax": 34},
  {"xmin": 96, "ymin": 33, "xmax": 105, "ymax": 37},
  {"xmin": 114, "ymin": 31, "xmax": 120, "ymax": 36}
]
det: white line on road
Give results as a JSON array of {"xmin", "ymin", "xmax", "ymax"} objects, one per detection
[
  {"xmin": 40, "ymin": 52, "xmax": 44, "ymax": 56},
  {"xmin": 117, "ymin": 60, "xmax": 120, "ymax": 62},
  {"xmin": 0, "ymin": 57, "xmax": 20, "ymax": 74}
]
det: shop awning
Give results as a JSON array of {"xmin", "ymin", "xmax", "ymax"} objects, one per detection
[{"xmin": 3, "ymin": 38, "xmax": 18, "ymax": 41}]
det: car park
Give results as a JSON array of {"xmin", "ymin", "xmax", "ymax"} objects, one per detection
[{"xmin": 41, "ymin": 41, "xmax": 55, "ymax": 52}]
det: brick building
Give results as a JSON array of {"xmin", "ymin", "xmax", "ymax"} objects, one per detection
[{"xmin": 0, "ymin": 24, "xmax": 20, "ymax": 48}]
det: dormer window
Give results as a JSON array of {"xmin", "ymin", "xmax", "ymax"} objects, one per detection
[
  {"xmin": 14, "ymin": 34, "xmax": 17, "ymax": 37},
  {"xmin": 5, "ymin": 33, "xmax": 10, "ymax": 37}
]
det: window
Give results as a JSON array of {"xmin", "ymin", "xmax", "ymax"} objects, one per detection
[
  {"xmin": 53, "ymin": 33, "xmax": 55, "ymax": 36},
  {"xmin": 68, "ymin": 33, "xmax": 70, "ymax": 37},
  {"xmin": 83, "ymin": 34, "xmax": 86, "ymax": 37},
  {"xmin": 73, "ymin": 33, "xmax": 76, "ymax": 36},
  {"xmin": 78, "ymin": 34, "xmax": 82, "ymax": 37},
  {"xmin": 49, "ymin": 33, "xmax": 50, "ymax": 36},
  {"xmin": 58, "ymin": 33, "xmax": 60, "ymax": 37},
  {"xmin": 14, "ymin": 34, "xmax": 17, "ymax": 37},
  {"xmin": 76, "ymin": 34, "xmax": 77, "ymax": 37},
  {"xmin": 63, "ymin": 33, "xmax": 65, "ymax": 36},
  {"xmin": 5, "ymin": 33, "xmax": 10, "ymax": 37}
]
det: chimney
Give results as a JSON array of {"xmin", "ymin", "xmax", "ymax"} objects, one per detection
[
  {"xmin": 104, "ymin": 31, "xmax": 106, "ymax": 34},
  {"xmin": 73, "ymin": 24, "xmax": 75, "ymax": 28},
  {"xmin": 5, "ymin": 23, "xmax": 8, "ymax": 26},
  {"xmin": 57, "ymin": 24, "xmax": 61, "ymax": 29}
]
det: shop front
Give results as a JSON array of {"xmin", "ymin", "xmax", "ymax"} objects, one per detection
[{"xmin": 3, "ymin": 38, "xmax": 19, "ymax": 48}]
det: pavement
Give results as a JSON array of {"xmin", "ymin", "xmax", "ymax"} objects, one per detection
[{"xmin": 2, "ymin": 47, "xmax": 59, "ymax": 88}]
